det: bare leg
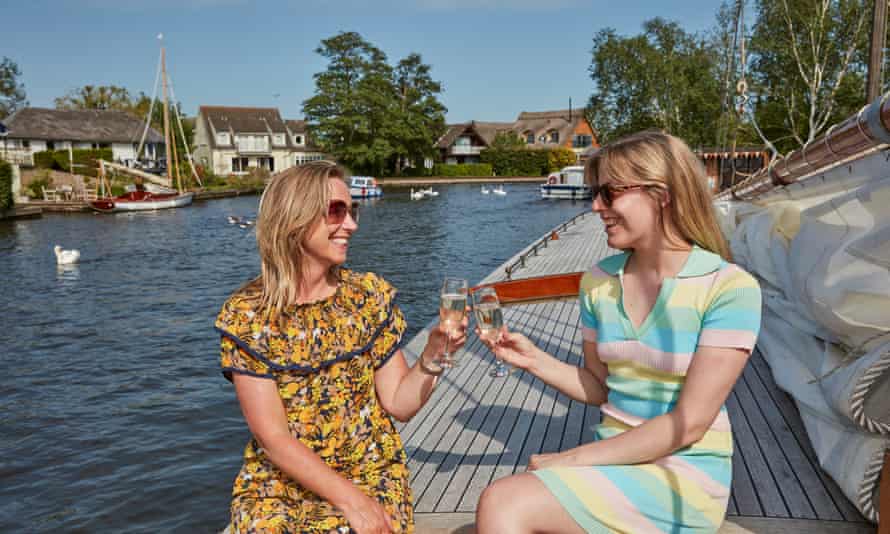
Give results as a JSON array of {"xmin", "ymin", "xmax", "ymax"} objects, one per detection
[{"xmin": 476, "ymin": 473, "xmax": 586, "ymax": 534}]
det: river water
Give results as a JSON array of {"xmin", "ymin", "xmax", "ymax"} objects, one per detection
[{"xmin": 0, "ymin": 182, "xmax": 589, "ymax": 532}]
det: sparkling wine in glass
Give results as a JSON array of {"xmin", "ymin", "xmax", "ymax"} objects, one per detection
[
  {"xmin": 472, "ymin": 286, "xmax": 510, "ymax": 377},
  {"xmin": 439, "ymin": 278, "xmax": 468, "ymax": 368}
]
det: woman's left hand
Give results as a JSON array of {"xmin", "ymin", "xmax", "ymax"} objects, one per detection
[{"xmin": 528, "ymin": 450, "xmax": 582, "ymax": 471}]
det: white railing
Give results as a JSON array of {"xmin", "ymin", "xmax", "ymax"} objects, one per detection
[
  {"xmin": 449, "ymin": 145, "xmax": 483, "ymax": 155},
  {"xmin": 0, "ymin": 149, "xmax": 34, "ymax": 166}
]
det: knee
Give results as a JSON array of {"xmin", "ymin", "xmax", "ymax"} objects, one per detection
[{"xmin": 476, "ymin": 479, "xmax": 521, "ymax": 532}]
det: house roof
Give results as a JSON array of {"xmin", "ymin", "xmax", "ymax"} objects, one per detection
[
  {"xmin": 200, "ymin": 106, "xmax": 289, "ymax": 136},
  {"xmin": 285, "ymin": 119, "xmax": 308, "ymax": 133},
  {"xmin": 437, "ymin": 109, "xmax": 592, "ymax": 151},
  {"xmin": 2, "ymin": 107, "xmax": 164, "ymax": 143}
]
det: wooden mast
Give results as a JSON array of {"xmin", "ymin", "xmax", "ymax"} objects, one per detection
[
  {"xmin": 867, "ymin": 0, "xmax": 887, "ymax": 103},
  {"xmin": 160, "ymin": 43, "xmax": 176, "ymax": 193}
]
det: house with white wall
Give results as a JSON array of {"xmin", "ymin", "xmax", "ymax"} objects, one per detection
[
  {"xmin": 192, "ymin": 106, "xmax": 324, "ymax": 176},
  {"xmin": 0, "ymin": 107, "xmax": 164, "ymax": 166}
]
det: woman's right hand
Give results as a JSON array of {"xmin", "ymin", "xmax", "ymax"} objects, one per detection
[
  {"xmin": 338, "ymin": 490, "xmax": 394, "ymax": 534},
  {"xmin": 488, "ymin": 331, "xmax": 543, "ymax": 373}
]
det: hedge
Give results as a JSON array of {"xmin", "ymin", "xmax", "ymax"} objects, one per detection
[
  {"xmin": 32, "ymin": 148, "xmax": 112, "ymax": 178},
  {"xmin": 0, "ymin": 159, "xmax": 12, "ymax": 210},
  {"xmin": 431, "ymin": 163, "xmax": 493, "ymax": 177},
  {"xmin": 480, "ymin": 148, "xmax": 550, "ymax": 176}
]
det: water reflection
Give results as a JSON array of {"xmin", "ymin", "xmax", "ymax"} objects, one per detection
[{"xmin": 56, "ymin": 264, "xmax": 80, "ymax": 282}]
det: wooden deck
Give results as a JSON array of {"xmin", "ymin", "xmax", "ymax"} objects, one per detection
[{"xmin": 397, "ymin": 213, "xmax": 873, "ymax": 533}]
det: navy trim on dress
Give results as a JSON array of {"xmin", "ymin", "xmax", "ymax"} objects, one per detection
[
  {"xmin": 214, "ymin": 302, "xmax": 399, "ymax": 374},
  {"xmin": 375, "ymin": 335, "xmax": 407, "ymax": 370},
  {"xmin": 221, "ymin": 366, "xmax": 276, "ymax": 382}
]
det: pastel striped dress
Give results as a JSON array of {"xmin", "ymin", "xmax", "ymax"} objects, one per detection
[{"xmin": 534, "ymin": 246, "xmax": 762, "ymax": 534}]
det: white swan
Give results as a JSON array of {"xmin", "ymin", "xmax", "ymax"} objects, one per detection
[
  {"xmin": 410, "ymin": 188, "xmax": 424, "ymax": 200},
  {"xmin": 481, "ymin": 185, "xmax": 490, "ymax": 195},
  {"xmin": 425, "ymin": 187, "xmax": 439, "ymax": 197},
  {"xmin": 54, "ymin": 245, "xmax": 80, "ymax": 265},
  {"xmin": 492, "ymin": 185, "xmax": 507, "ymax": 196}
]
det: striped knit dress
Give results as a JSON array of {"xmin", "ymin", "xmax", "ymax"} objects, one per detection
[{"xmin": 534, "ymin": 246, "xmax": 762, "ymax": 534}]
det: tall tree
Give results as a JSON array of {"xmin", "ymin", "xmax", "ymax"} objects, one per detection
[
  {"xmin": 747, "ymin": 0, "xmax": 869, "ymax": 153},
  {"xmin": 303, "ymin": 32, "xmax": 397, "ymax": 176},
  {"xmin": 586, "ymin": 18, "xmax": 722, "ymax": 146},
  {"xmin": 55, "ymin": 85, "xmax": 136, "ymax": 111},
  {"xmin": 0, "ymin": 57, "xmax": 28, "ymax": 119},
  {"xmin": 390, "ymin": 53, "xmax": 447, "ymax": 174}
]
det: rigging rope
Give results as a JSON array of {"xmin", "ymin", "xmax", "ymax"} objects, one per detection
[
  {"xmin": 167, "ymin": 77, "xmax": 203, "ymax": 187},
  {"xmin": 133, "ymin": 48, "xmax": 163, "ymax": 163}
]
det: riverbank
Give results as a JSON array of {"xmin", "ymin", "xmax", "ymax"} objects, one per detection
[
  {"xmin": 0, "ymin": 205, "xmax": 43, "ymax": 220},
  {"xmin": 379, "ymin": 176, "xmax": 544, "ymax": 186}
]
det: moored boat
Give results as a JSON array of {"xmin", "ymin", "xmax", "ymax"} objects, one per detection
[
  {"xmin": 89, "ymin": 189, "xmax": 194, "ymax": 213},
  {"xmin": 349, "ymin": 176, "xmax": 383, "ymax": 198},
  {"xmin": 540, "ymin": 165, "xmax": 591, "ymax": 199}
]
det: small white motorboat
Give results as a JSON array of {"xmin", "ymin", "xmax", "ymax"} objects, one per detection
[
  {"xmin": 350, "ymin": 176, "xmax": 383, "ymax": 199},
  {"xmin": 540, "ymin": 165, "xmax": 592, "ymax": 199}
]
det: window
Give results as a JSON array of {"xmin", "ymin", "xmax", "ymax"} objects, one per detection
[
  {"xmin": 217, "ymin": 133, "xmax": 230, "ymax": 145},
  {"xmin": 572, "ymin": 135, "xmax": 592, "ymax": 148},
  {"xmin": 272, "ymin": 133, "xmax": 285, "ymax": 146},
  {"xmin": 296, "ymin": 153, "xmax": 324, "ymax": 166},
  {"xmin": 258, "ymin": 157, "xmax": 274, "ymax": 172},
  {"xmin": 455, "ymin": 136, "xmax": 471, "ymax": 146},
  {"xmin": 47, "ymin": 141, "xmax": 55, "ymax": 151},
  {"xmin": 549, "ymin": 131, "xmax": 559, "ymax": 143},
  {"xmin": 294, "ymin": 135, "xmax": 304, "ymax": 145},
  {"xmin": 232, "ymin": 157, "xmax": 249, "ymax": 172},
  {"xmin": 525, "ymin": 132, "xmax": 534, "ymax": 144}
]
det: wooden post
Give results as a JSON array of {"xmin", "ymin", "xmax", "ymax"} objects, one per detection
[
  {"xmin": 867, "ymin": 0, "xmax": 887, "ymax": 103},
  {"xmin": 880, "ymin": 451, "xmax": 889, "ymax": 534}
]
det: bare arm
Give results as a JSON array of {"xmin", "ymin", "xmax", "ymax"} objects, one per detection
[
  {"xmin": 375, "ymin": 320, "xmax": 467, "ymax": 422},
  {"xmin": 531, "ymin": 345, "xmax": 749, "ymax": 469},
  {"xmin": 491, "ymin": 334, "xmax": 609, "ymax": 406},
  {"xmin": 232, "ymin": 374, "xmax": 392, "ymax": 532}
]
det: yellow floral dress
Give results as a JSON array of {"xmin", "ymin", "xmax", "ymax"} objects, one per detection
[{"xmin": 216, "ymin": 269, "xmax": 413, "ymax": 533}]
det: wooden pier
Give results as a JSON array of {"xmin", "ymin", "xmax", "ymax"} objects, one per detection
[{"xmin": 397, "ymin": 212, "xmax": 874, "ymax": 533}]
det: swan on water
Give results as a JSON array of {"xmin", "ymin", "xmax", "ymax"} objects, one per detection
[
  {"xmin": 492, "ymin": 185, "xmax": 507, "ymax": 195},
  {"xmin": 54, "ymin": 245, "xmax": 80, "ymax": 265},
  {"xmin": 410, "ymin": 188, "xmax": 425, "ymax": 200},
  {"xmin": 481, "ymin": 185, "xmax": 490, "ymax": 194}
]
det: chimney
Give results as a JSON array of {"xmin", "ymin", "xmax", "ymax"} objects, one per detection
[{"xmin": 569, "ymin": 97, "xmax": 573, "ymax": 122}]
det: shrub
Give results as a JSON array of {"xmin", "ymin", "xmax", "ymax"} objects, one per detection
[
  {"xmin": 26, "ymin": 170, "xmax": 53, "ymax": 200},
  {"xmin": 400, "ymin": 166, "xmax": 432, "ymax": 177},
  {"xmin": 33, "ymin": 151, "xmax": 58, "ymax": 170},
  {"xmin": 49, "ymin": 148, "xmax": 112, "ymax": 178},
  {"xmin": 480, "ymin": 148, "xmax": 549, "ymax": 176},
  {"xmin": 548, "ymin": 146, "xmax": 577, "ymax": 172},
  {"xmin": 0, "ymin": 160, "xmax": 12, "ymax": 210},
  {"xmin": 431, "ymin": 163, "xmax": 493, "ymax": 177}
]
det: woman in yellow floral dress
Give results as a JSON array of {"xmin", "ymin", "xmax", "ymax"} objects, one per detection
[{"xmin": 216, "ymin": 161, "xmax": 466, "ymax": 533}]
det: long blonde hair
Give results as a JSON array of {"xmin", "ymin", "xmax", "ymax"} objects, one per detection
[
  {"xmin": 250, "ymin": 160, "xmax": 348, "ymax": 314},
  {"xmin": 585, "ymin": 130, "xmax": 731, "ymax": 260}
]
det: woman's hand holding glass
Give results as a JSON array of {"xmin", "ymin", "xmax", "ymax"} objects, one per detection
[
  {"xmin": 478, "ymin": 330, "xmax": 543, "ymax": 374},
  {"xmin": 471, "ymin": 287, "xmax": 511, "ymax": 377}
]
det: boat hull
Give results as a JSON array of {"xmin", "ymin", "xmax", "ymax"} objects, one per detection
[
  {"xmin": 350, "ymin": 186, "xmax": 383, "ymax": 199},
  {"xmin": 540, "ymin": 184, "xmax": 592, "ymax": 200},
  {"xmin": 90, "ymin": 191, "xmax": 195, "ymax": 212}
]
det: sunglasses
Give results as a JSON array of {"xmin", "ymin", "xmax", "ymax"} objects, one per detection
[
  {"xmin": 327, "ymin": 200, "xmax": 360, "ymax": 225},
  {"xmin": 591, "ymin": 184, "xmax": 657, "ymax": 207}
]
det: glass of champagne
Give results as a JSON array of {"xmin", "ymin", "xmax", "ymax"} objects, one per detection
[
  {"xmin": 472, "ymin": 286, "xmax": 510, "ymax": 377},
  {"xmin": 439, "ymin": 278, "xmax": 468, "ymax": 368}
]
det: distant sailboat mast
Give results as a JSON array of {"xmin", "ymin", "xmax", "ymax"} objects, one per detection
[{"xmin": 159, "ymin": 35, "xmax": 178, "ymax": 194}]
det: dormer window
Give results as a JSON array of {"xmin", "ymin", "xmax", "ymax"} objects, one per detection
[
  {"xmin": 525, "ymin": 132, "xmax": 534, "ymax": 144},
  {"xmin": 294, "ymin": 135, "xmax": 304, "ymax": 145},
  {"xmin": 272, "ymin": 133, "xmax": 285, "ymax": 146},
  {"xmin": 549, "ymin": 131, "xmax": 559, "ymax": 143},
  {"xmin": 216, "ymin": 133, "xmax": 230, "ymax": 145}
]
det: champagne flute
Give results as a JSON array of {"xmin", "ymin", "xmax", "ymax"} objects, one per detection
[
  {"xmin": 471, "ymin": 286, "xmax": 510, "ymax": 377},
  {"xmin": 439, "ymin": 278, "xmax": 468, "ymax": 368}
]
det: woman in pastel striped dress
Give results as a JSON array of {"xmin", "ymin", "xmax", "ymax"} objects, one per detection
[{"xmin": 476, "ymin": 131, "xmax": 762, "ymax": 534}]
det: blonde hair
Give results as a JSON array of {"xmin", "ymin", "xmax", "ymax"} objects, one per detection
[
  {"xmin": 249, "ymin": 160, "xmax": 349, "ymax": 314},
  {"xmin": 585, "ymin": 130, "xmax": 731, "ymax": 260}
]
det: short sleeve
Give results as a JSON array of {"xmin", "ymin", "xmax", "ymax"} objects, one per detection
[
  {"xmin": 698, "ymin": 268, "xmax": 762, "ymax": 352},
  {"xmin": 370, "ymin": 303, "xmax": 407, "ymax": 369},
  {"xmin": 215, "ymin": 295, "xmax": 275, "ymax": 382},
  {"xmin": 579, "ymin": 271, "xmax": 599, "ymax": 342},
  {"xmin": 220, "ymin": 335, "xmax": 274, "ymax": 381}
]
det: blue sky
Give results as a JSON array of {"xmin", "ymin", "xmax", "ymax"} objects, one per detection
[{"xmin": 6, "ymin": 0, "xmax": 722, "ymax": 123}]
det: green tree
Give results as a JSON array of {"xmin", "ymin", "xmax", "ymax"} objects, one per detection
[
  {"xmin": 0, "ymin": 57, "xmax": 28, "ymax": 119},
  {"xmin": 548, "ymin": 146, "xmax": 577, "ymax": 172},
  {"xmin": 747, "ymin": 0, "xmax": 870, "ymax": 153},
  {"xmin": 55, "ymin": 85, "xmax": 136, "ymax": 111},
  {"xmin": 586, "ymin": 18, "xmax": 722, "ymax": 146},
  {"xmin": 490, "ymin": 131, "xmax": 526, "ymax": 150},
  {"xmin": 303, "ymin": 32, "xmax": 397, "ymax": 176},
  {"xmin": 390, "ymin": 53, "xmax": 447, "ymax": 175}
]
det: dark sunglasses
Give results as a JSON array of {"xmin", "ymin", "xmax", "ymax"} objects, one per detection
[
  {"xmin": 591, "ymin": 184, "xmax": 657, "ymax": 207},
  {"xmin": 327, "ymin": 200, "xmax": 360, "ymax": 224}
]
